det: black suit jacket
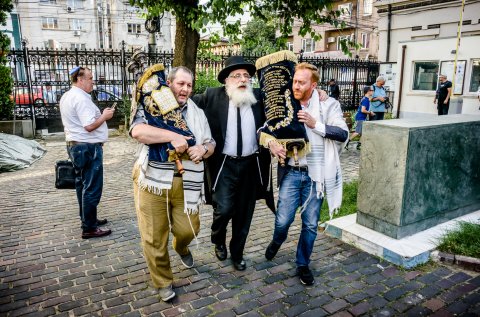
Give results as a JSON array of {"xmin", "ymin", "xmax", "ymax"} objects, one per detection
[{"xmin": 192, "ymin": 87, "xmax": 275, "ymax": 212}]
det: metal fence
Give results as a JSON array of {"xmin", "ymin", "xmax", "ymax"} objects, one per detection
[{"xmin": 6, "ymin": 43, "xmax": 381, "ymax": 131}]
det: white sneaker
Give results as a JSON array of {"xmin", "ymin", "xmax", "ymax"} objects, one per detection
[{"xmin": 158, "ymin": 285, "xmax": 175, "ymax": 302}]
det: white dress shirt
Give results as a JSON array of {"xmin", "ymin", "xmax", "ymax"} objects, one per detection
[
  {"xmin": 223, "ymin": 102, "xmax": 258, "ymax": 157},
  {"xmin": 60, "ymin": 86, "xmax": 108, "ymax": 143}
]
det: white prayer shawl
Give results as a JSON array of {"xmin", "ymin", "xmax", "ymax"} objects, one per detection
[
  {"xmin": 135, "ymin": 99, "xmax": 213, "ymax": 214},
  {"xmin": 304, "ymin": 89, "xmax": 348, "ymax": 219}
]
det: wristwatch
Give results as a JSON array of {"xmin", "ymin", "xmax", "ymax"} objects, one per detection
[{"xmin": 202, "ymin": 144, "xmax": 209, "ymax": 155}]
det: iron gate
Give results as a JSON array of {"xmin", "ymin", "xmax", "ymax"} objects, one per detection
[{"xmin": 6, "ymin": 43, "xmax": 380, "ymax": 131}]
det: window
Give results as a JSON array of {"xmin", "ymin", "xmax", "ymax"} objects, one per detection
[
  {"xmin": 71, "ymin": 19, "xmax": 84, "ymax": 30},
  {"xmin": 287, "ymin": 42, "xmax": 294, "ymax": 52},
  {"xmin": 40, "ymin": 0, "xmax": 56, "ymax": 4},
  {"xmin": 363, "ymin": 0, "xmax": 372, "ymax": 15},
  {"xmin": 412, "ymin": 61, "xmax": 439, "ymax": 91},
  {"xmin": 427, "ymin": 24, "xmax": 440, "ymax": 29},
  {"xmin": 70, "ymin": 43, "xmax": 86, "ymax": 50},
  {"xmin": 128, "ymin": 23, "xmax": 141, "ymax": 34},
  {"xmin": 336, "ymin": 35, "xmax": 353, "ymax": 51},
  {"xmin": 42, "ymin": 17, "xmax": 58, "ymax": 29},
  {"xmin": 339, "ymin": 3, "xmax": 352, "ymax": 18},
  {"xmin": 66, "ymin": 0, "xmax": 83, "ymax": 9},
  {"xmin": 412, "ymin": 26, "xmax": 422, "ymax": 31},
  {"xmin": 301, "ymin": 38, "xmax": 315, "ymax": 53},
  {"xmin": 469, "ymin": 59, "xmax": 480, "ymax": 92},
  {"xmin": 361, "ymin": 33, "xmax": 369, "ymax": 49}
]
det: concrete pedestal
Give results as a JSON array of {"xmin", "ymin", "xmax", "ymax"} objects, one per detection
[{"xmin": 356, "ymin": 114, "xmax": 480, "ymax": 239}]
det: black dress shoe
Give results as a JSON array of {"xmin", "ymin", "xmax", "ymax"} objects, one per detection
[
  {"xmin": 232, "ymin": 259, "xmax": 246, "ymax": 271},
  {"xmin": 214, "ymin": 244, "xmax": 227, "ymax": 261},
  {"xmin": 265, "ymin": 241, "xmax": 281, "ymax": 261},
  {"xmin": 82, "ymin": 228, "xmax": 112, "ymax": 239},
  {"xmin": 96, "ymin": 219, "xmax": 108, "ymax": 226}
]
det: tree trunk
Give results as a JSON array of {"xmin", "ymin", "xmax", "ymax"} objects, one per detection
[{"xmin": 173, "ymin": 19, "xmax": 200, "ymax": 76}]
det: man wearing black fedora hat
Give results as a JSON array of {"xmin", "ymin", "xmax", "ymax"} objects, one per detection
[{"xmin": 193, "ymin": 56, "xmax": 275, "ymax": 271}]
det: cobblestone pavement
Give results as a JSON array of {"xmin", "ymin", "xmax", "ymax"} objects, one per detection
[{"xmin": 1, "ymin": 136, "xmax": 479, "ymax": 317}]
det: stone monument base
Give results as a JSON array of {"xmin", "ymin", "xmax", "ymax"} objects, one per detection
[{"xmin": 325, "ymin": 210, "xmax": 480, "ymax": 268}]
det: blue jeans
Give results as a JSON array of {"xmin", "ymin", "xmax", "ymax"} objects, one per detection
[
  {"xmin": 272, "ymin": 169, "xmax": 323, "ymax": 267},
  {"xmin": 369, "ymin": 111, "xmax": 385, "ymax": 120},
  {"xmin": 67, "ymin": 143, "xmax": 104, "ymax": 231}
]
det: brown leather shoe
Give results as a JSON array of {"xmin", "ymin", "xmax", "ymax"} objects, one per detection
[{"xmin": 82, "ymin": 228, "xmax": 112, "ymax": 239}]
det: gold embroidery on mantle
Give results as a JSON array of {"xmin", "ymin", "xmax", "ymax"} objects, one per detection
[{"xmin": 164, "ymin": 110, "xmax": 188, "ymax": 131}]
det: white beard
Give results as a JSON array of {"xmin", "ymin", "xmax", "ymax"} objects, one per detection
[{"xmin": 225, "ymin": 82, "xmax": 257, "ymax": 108}]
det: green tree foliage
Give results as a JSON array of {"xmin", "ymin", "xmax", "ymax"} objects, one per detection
[
  {"xmin": 193, "ymin": 70, "xmax": 222, "ymax": 95},
  {"xmin": 241, "ymin": 14, "xmax": 284, "ymax": 55},
  {"xmin": 0, "ymin": 0, "xmax": 14, "ymax": 120},
  {"xmin": 130, "ymin": 0, "xmax": 354, "ymax": 72}
]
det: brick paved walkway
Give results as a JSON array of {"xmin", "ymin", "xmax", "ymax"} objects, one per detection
[{"xmin": 1, "ymin": 136, "xmax": 479, "ymax": 317}]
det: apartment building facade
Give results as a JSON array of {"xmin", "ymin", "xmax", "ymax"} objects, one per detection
[
  {"xmin": 11, "ymin": 0, "xmax": 173, "ymax": 51},
  {"xmin": 286, "ymin": 0, "xmax": 379, "ymax": 59}
]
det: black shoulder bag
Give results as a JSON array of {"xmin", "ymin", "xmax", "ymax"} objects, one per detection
[{"xmin": 55, "ymin": 160, "xmax": 76, "ymax": 189}]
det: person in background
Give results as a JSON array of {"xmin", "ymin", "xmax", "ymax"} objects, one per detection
[
  {"xmin": 192, "ymin": 56, "xmax": 274, "ymax": 272},
  {"xmin": 59, "ymin": 66, "xmax": 114, "ymax": 240},
  {"xmin": 130, "ymin": 66, "xmax": 215, "ymax": 302},
  {"xmin": 433, "ymin": 74, "xmax": 452, "ymax": 116},
  {"xmin": 345, "ymin": 86, "xmax": 374, "ymax": 150},
  {"xmin": 266, "ymin": 63, "xmax": 348, "ymax": 286},
  {"xmin": 43, "ymin": 82, "xmax": 56, "ymax": 104},
  {"xmin": 477, "ymin": 81, "xmax": 480, "ymax": 110},
  {"xmin": 328, "ymin": 78, "xmax": 340, "ymax": 100},
  {"xmin": 370, "ymin": 76, "xmax": 387, "ymax": 120}
]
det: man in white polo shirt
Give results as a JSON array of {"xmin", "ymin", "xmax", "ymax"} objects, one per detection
[{"xmin": 60, "ymin": 66, "xmax": 115, "ymax": 239}]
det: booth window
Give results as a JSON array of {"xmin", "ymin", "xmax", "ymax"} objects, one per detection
[
  {"xmin": 469, "ymin": 59, "xmax": 480, "ymax": 92},
  {"xmin": 412, "ymin": 61, "xmax": 439, "ymax": 91}
]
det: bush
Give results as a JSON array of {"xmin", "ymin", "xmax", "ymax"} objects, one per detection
[
  {"xmin": 0, "ymin": 30, "xmax": 13, "ymax": 120},
  {"xmin": 194, "ymin": 70, "xmax": 221, "ymax": 95},
  {"xmin": 0, "ymin": 64, "xmax": 13, "ymax": 120}
]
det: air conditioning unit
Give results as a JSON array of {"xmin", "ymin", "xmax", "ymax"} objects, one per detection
[
  {"xmin": 327, "ymin": 37, "xmax": 336, "ymax": 43},
  {"xmin": 74, "ymin": 30, "xmax": 81, "ymax": 36},
  {"xmin": 66, "ymin": 6, "xmax": 74, "ymax": 13}
]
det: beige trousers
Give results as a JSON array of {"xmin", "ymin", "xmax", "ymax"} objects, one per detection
[{"xmin": 132, "ymin": 165, "xmax": 200, "ymax": 288}]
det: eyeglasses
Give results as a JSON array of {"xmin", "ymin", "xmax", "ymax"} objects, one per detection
[{"xmin": 228, "ymin": 73, "xmax": 252, "ymax": 80}]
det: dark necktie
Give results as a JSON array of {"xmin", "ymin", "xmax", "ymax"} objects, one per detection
[{"xmin": 237, "ymin": 107, "xmax": 242, "ymax": 157}]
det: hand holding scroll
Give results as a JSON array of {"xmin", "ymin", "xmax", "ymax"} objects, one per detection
[
  {"xmin": 268, "ymin": 140, "xmax": 287, "ymax": 162},
  {"xmin": 317, "ymin": 88, "xmax": 328, "ymax": 102},
  {"xmin": 298, "ymin": 110, "xmax": 316, "ymax": 129},
  {"xmin": 187, "ymin": 145, "xmax": 205, "ymax": 164},
  {"xmin": 171, "ymin": 135, "xmax": 191, "ymax": 154}
]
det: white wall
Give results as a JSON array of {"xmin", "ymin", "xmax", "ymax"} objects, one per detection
[
  {"xmin": 376, "ymin": 0, "xmax": 480, "ymax": 62},
  {"xmin": 393, "ymin": 36, "xmax": 480, "ymax": 118}
]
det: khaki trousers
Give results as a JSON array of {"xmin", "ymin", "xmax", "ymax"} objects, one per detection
[{"xmin": 132, "ymin": 166, "xmax": 200, "ymax": 288}]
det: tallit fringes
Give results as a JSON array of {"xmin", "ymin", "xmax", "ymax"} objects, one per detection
[
  {"xmin": 137, "ymin": 181, "xmax": 164, "ymax": 196},
  {"xmin": 255, "ymin": 50, "xmax": 298, "ymax": 70},
  {"xmin": 329, "ymin": 207, "xmax": 340, "ymax": 220},
  {"xmin": 184, "ymin": 208, "xmax": 200, "ymax": 215}
]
